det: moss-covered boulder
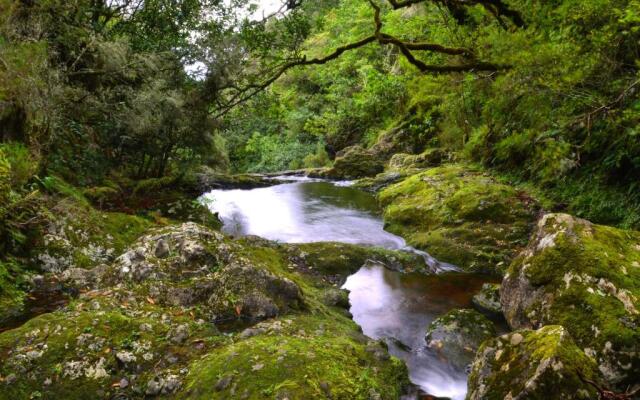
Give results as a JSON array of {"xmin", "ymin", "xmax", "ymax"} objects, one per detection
[
  {"xmin": 33, "ymin": 197, "xmax": 153, "ymax": 273},
  {"xmin": 388, "ymin": 148, "xmax": 447, "ymax": 171},
  {"xmin": 181, "ymin": 316, "xmax": 409, "ymax": 400},
  {"xmin": 379, "ymin": 164, "xmax": 537, "ymax": 275},
  {"xmin": 351, "ymin": 171, "xmax": 405, "ymax": 193},
  {"xmin": 501, "ymin": 213, "xmax": 640, "ymax": 388},
  {"xmin": 327, "ymin": 145, "xmax": 384, "ymax": 179},
  {"xmin": 471, "ymin": 283, "xmax": 502, "ymax": 318},
  {"xmin": 466, "ymin": 326, "xmax": 600, "ymax": 400},
  {"xmin": 289, "ymin": 241, "xmax": 428, "ymax": 280},
  {"xmin": 103, "ymin": 223, "xmax": 304, "ymax": 324},
  {"xmin": 425, "ymin": 309, "xmax": 496, "ymax": 370}
]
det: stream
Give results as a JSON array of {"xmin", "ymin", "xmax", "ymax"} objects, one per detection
[{"xmin": 201, "ymin": 177, "xmax": 495, "ymax": 400}]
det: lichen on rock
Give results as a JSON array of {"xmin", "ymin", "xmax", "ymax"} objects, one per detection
[
  {"xmin": 1, "ymin": 222, "xmax": 411, "ymax": 399},
  {"xmin": 466, "ymin": 325, "xmax": 601, "ymax": 400},
  {"xmin": 501, "ymin": 213, "xmax": 640, "ymax": 389}
]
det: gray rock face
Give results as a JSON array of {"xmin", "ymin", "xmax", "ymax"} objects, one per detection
[
  {"xmin": 500, "ymin": 213, "xmax": 640, "ymax": 388},
  {"xmin": 471, "ymin": 283, "xmax": 502, "ymax": 318},
  {"xmin": 467, "ymin": 326, "xmax": 600, "ymax": 400},
  {"xmin": 425, "ymin": 309, "xmax": 495, "ymax": 370}
]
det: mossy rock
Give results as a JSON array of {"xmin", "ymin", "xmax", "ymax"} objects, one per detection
[
  {"xmin": 351, "ymin": 171, "xmax": 405, "ymax": 193},
  {"xmin": 471, "ymin": 283, "xmax": 502, "ymax": 318},
  {"xmin": 0, "ymin": 299, "xmax": 222, "ymax": 400},
  {"xmin": 290, "ymin": 241, "xmax": 428, "ymax": 278},
  {"xmin": 1, "ymin": 222, "xmax": 411, "ymax": 399},
  {"xmin": 181, "ymin": 316, "xmax": 409, "ymax": 400},
  {"xmin": 466, "ymin": 326, "xmax": 601, "ymax": 400},
  {"xmin": 425, "ymin": 309, "xmax": 496, "ymax": 370},
  {"xmin": 32, "ymin": 197, "xmax": 153, "ymax": 273},
  {"xmin": 388, "ymin": 148, "xmax": 447, "ymax": 171},
  {"xmin": 188, "ymin": 166, "xmax": 283, "ymax": 192},
  {"xmin": 501, "ymin": 213, "xmax": 640, "ymax": 389},
  {"xmin": 102, "ymin": 223, "xmax": 304, "ymax": 325},
  {"xmin": 326, "ymin": 146, "xmax": 384, "ymax": 179},
  {"xmin": 379, "ymin": 164, "xmax": 538, "ymax": 275}
]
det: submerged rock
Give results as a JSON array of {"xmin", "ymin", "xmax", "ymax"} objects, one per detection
[
  {"xmin": 467, "ymin": 325, "xmax": 600, "ymax": 400},
  {"xmin": 471, "ymin": 283, "xmax": 502, "ymax": 318},
  {"xmin": 379, "ymin": 164, "xmax": 537, "ymax": 275},
  {"xmin": 501, "ymin": 213, "xmax": 640, "ymax": 388},
  {"xmin": 425, "ymin": 309, "xmax": 495, "ymax": 370},
  {"xmin": 288, "ymin": 241, "xmax": 428, "ymax": 279}
]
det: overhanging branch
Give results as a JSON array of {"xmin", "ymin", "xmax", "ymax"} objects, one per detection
[{"xmin": 211, "ymin": 0, "xmax": 518, "ymax": 117}]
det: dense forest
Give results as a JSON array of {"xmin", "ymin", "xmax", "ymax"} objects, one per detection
[{"xmin": 1, "ymin": 0, "xmax": 639, "ymax": 399}]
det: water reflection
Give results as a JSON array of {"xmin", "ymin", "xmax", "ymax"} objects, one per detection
[
  {"xmin": 201, "ymin": 180, "xmax": 482, "ymax": 399},
  {"xmin": 201, "ymin": 181, "xmax": 405, "ymax": 248},
  {"xmin": 343, "ymin": 264, "xmax": 492, "ymax": 400}
]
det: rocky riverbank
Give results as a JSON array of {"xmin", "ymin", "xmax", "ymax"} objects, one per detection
[{"xmin": 1, "ymin": 158, "xmax": 639, "ymax": 399}]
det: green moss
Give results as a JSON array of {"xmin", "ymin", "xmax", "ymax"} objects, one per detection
[
  {"xmin": 0, "ymin": 300, "xmax": 222, "ymax": 400},
  {"xmin": 379, "ymin": 164, "xmax": 537, "ymax": 275},
  {"xmin": 326, "ymin": 146, "xmax": 385, "ymax": 179},
  {"xmin": 181, "ymin": 315, "xmax": 408, "ymax": 400},
  {"xmin": 0, "ymin": 258, "xmax": 27, "ymax": 324},
  {"xmin": 387, "ymin": 148, "xmax": 447, "ymax": 172},
  {"xmin": 467, "ymin": 326, "xmax": 600, "ymax": 400},
  {"xmin": 292, "ymin": 241, "xmax": 426, "ymax": 276},
  {"xmin": 503, "ymin": 214, "xmax": 640, "ymax": 387},
  {"xmin": 33, "ymin": 196, "xmax": 153, "ymax": 272}
]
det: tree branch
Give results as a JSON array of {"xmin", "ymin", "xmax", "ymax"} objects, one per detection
[{"xmin": 211, "ymin": 0, "xmax": 515, "ymax": 117}]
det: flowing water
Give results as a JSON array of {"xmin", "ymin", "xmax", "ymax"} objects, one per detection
[{"xmin": 201, "ymin": 178, "xmax": 496, "ymax": 400}]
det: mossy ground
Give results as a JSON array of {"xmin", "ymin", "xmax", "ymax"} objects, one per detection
[{"xmin": 379, "ymin": 164, "xmax": 537, "ymax": 275}]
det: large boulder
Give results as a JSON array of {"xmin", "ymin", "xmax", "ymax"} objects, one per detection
[
  {"xmin": 327, "ymin": 145, "xmax": 384, "ymax": 179},
  {"xmin": 106, "ymin": 223, "xmax": 304, "ymax": 324},
  {"xmin": 467, "ymin": 326, "xmax": 601, "ymax": 400},
  {"xmin": 369, "ymin": 118, "xmax": 431, "ymax": 159},
  {"xmin": 379, "ymin": 164, "xmax": 538, "ymax": 275},
  {"xmin": 425, "ymin": 309, "xmax": 496, "ymax": 370},
  {"xmin": 501, "ymin": 213, "xmax": 640, "ymax": 389},
  {"xmin": 388, "ymin": 148, "xmax": 448, "ymax": 171}
]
